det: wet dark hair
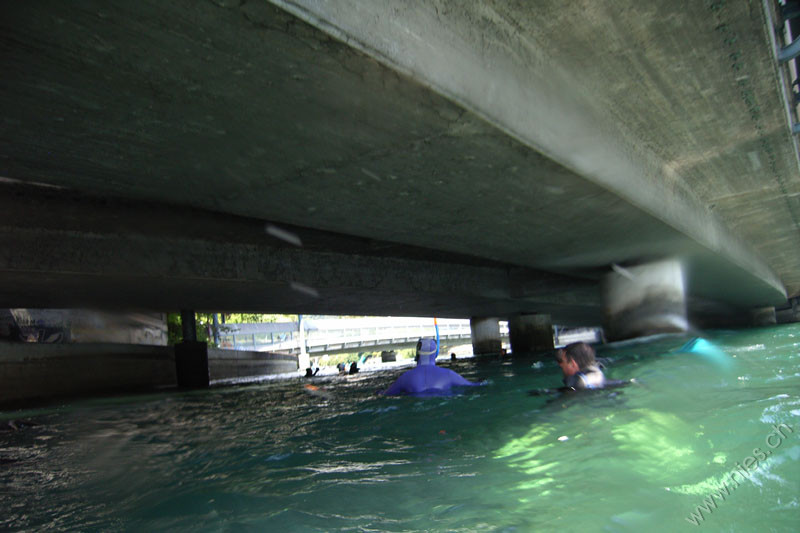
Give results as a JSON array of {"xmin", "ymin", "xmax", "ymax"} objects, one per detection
[{"xmin": 557, "ymin": 342, "xmax": 596, "ymax": 368}]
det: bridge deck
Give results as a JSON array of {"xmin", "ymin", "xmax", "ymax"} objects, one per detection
[{"xmin": 1, "ymin": 1, "xmax": 797, "ymax": 321}]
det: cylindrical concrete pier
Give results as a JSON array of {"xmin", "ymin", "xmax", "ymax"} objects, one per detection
[
  {"xmin": 508, "ymin": 313, "xmax": 553, "ymax": 354},
  {"xmin": 470, "ymin": 316, "xmax": 501, "ymax": 355},
  {"xmin": 602, "ymin": 259, "xmax": 688, "ymax": 341},
  {"xmin": 176, "ymin": 309, "xmax": 209, "ymax": 388},
  {"xmin": 297, "ymin": 314, "xmax": 309, "ymax": 371},
  {"xmin": 180, "ymin": 309, "xmax": 197, "ymax": 342}
]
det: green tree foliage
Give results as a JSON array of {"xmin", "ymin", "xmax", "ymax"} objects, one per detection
[
  {"xmin": 219, "ymin": 313, "xmax": 295, "ymax": 324},
  {"xmin": 167, "ymin": 313, "xmax": 298, "ymax": 345}
]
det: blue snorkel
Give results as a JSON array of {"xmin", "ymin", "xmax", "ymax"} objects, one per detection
[{"xmin": 434, "ymin": 317, "xmax": 440, "ymax": 357}]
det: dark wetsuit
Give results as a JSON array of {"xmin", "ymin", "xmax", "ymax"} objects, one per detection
[{"xmin": 563, "ymin": 363, "xmax": 606, "ymax": 390}]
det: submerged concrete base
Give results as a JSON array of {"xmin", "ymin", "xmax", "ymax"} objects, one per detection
[
  {"xmin": 603, "ymin": 259, "xmax": 688, "ymax": 341},
  {"xmin": 750, "ymin": 307, "xmax": 777, "ymax": 327},
  {"xmin": 175, "ymin": 341, "xmax": 210, "ymax": 388},
  {"xmin": 297, "ymin": 352, "xmax": 310, "ymax": 372},
  {"xmin": 208, "ymin": 348, "xmax": 297, "ymax": 381},
  {"xmin": 470, "ymin": 317, "xmax": 501, "ymax": 355},
  {"xmin": 0, "ymin": 342, "xmax": 175, "ymax": 405},
  {"xmin": 508, "ymin": 313, "xmax": 553, "ymax": 354},
  {"xmin": 0, "ymin": 342, "xmax": 298, "ymax": 406}
]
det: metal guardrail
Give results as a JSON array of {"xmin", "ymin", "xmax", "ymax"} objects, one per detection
[
  {"xmin": 217, "ymin": 317, "xmax": 601, "ymax": 354},
  {"xmin": 218, "ymin": 318, "xmax": 509, "ymax": 354}
]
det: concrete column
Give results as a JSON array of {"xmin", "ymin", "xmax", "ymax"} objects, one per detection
[
  {"xmin": 508, "ymin": 313, "xmax": 553, "ymax": 354},
  {"xmin": 297, "ymin": 314, "xmax": 309, "ymax": 370},
  {"xmin": 175, "ymin": 309, "xmax": 209, "ymax": 388},
  {"xmin": 470, "ymin": 317, "xmax": 501, "ymax": 355},
  {"xmin": 602, "ymin": 259, "xmax": 688, "ymax": 341},
  {"xmin": 180, "ymin": 309, "xmax": 197, "ymax": 342},
  {"xmin": 750, "ymin": 307, "xmax": 776, "ymax": 327},
  {"xmin": 211, "ymin": 313, "xmax": 220, "ymax": 346}
]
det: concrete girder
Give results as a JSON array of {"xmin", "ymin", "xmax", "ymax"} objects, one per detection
[
  {"xmin": 271, "ymin": 0, "xmax": 792, "ymax": 299},
  {"xmin": 0, "ymin": 1, "xmax": 796, "ymax": 319},
  {"xmin": 0, "ymin": 185, "xmax": 601, "ymax": 323}
]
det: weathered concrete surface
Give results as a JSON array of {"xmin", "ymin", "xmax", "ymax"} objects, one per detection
[
  {"xmin": 0, "ymin": 1, "xmax": 797, "ymax": 322},
  {"xmin": 508, "ymin": 313, "xmax": 554, "ymax": 354},
  {"xmin": 0, "ymin": 341, "xmax": 299, "ymax": 405},
  {"xmin": 274, "ymin": 0, "xmax": 798, "ymax": 296},
  {"xmin": 602, "ymin": 260, "xmax": 688, "ymax": 341},
  {"xmin": 750, "ymin": 306, "xmax": 777, "ymax": 327},
  {"xmin": 470, "ymin": 317, "xmax": 502, "ymax": 355},
  {"xmin": 0, "ymin": 342, "xmax": 175, "ymax": 405},
  {"xmin": 0, "ymin": 185, "xmax": 603, "ymax": 323},
  {"xmin": 209, "ymin": 347, "xmax": 297, "ymax": 381}
]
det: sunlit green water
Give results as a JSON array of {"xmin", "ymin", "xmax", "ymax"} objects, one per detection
[{"xmin": 2, "ymin": 325, "xmax": 799, "ymax": 531}]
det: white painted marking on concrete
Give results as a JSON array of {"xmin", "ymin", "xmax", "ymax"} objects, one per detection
[
  {"xmin": 290, "ymin": 282, "xmax": 319, "ymax": 298},
  {"xmin": 0, "ymin": 176, "xmax": 67, "ymax": 190},
  {"xmin": 361, "ymin": 168, "xmax": 382, "ymax": 181},
  {"xmin": 266, "ymin": 224, "xmax": 303, "ymax": 247},
  {"xmin": 611, "ymin": 263, "xmax": 636, "ymax": 281}
]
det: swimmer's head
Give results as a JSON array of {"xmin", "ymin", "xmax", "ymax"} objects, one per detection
[
  {"xmin": 555, "ymin": 342, "xmax": 596, "ymax": 377},
  {"xmin": 416, "ymin": 337, "xmax": 438, "ymax": 365}
]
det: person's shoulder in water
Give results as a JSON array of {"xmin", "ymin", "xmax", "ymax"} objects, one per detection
[
  {"xmin": 556, "ymin": 342, "xmax": 606, "ymax": 390},
  {"xmin": 381, "ymin": 337, "xmax": 481, "ymax": 396}
]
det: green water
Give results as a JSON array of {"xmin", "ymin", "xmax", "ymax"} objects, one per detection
[{"xmin": 2, "ymin": 326, "xmax": 799, "ymax": 531}]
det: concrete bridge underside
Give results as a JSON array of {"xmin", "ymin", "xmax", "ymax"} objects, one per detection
[{"xmin": 2, "ymin": 1, "xmax": 800, "ymax": 326}]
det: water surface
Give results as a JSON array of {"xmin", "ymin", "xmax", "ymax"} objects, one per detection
[{"xmin": 2, "ymin": 325, "xmax": 799, "ymax": 531}]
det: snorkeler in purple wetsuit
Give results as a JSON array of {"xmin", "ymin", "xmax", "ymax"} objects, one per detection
[{"xmin": 381, "ymin": 337, "xmax": 482, "ymax": 396}]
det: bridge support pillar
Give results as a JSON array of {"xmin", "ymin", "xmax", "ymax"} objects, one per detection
[
  {"xmin": 470, "ymin": 317, "xmax": 501, "ymax": 355},
  {"xmin": 777, "ymin": 297, "xmax": 800, "ymax": 323},
  {"xmin": 297, "ymin": 314, "xmax": 309, "ymax": 371},
  {"xmin": 175, "ymin": 310, "xmax": 209, "ymax": 388},
  {"xmin": 750, "ymin": 307, "xmax": 776, "ymax": 327},
  {"xmin": 508, "ymin": 313, "xmax": 553, "ymax": 354},
  {"xmin": 602, "ymin": 259, "xmax": 688, "ymax": 341}
]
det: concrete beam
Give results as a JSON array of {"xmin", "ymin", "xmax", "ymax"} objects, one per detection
[
  {"xmin": 272, "ymin": 0, "xmax": 793, "ymax": 299},
  {"xmin": 776, "ymin": 297, "xmax": 800, "ymax": 323},
  {"xmin": 0, "ymin": 185, "xmax": 602, "ymax": 323},
  {"xmin": 0, "ymin": 0, "xmax": 793, "ymax": 317}
]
